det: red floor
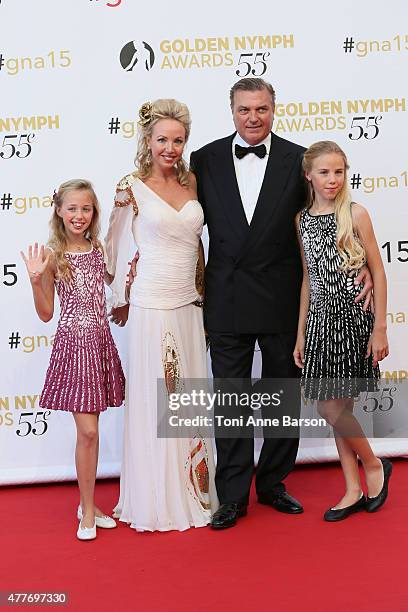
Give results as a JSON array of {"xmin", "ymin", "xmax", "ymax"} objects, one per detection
[{"xmin": 2, "ymin": 460, "xmax": 407, "ymax": 612}]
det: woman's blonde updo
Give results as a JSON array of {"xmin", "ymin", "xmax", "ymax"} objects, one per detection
[
  {"xmin": 135, "ymin": 98, "xmax": 191, "ymax": 187},
  {"xmin": 302, "ymin": 141, "xmax": 366, "ymax": 271}
]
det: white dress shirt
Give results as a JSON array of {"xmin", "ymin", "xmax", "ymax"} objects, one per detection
[{"xmin": 232, "ymin": 132, "xmax": 271, "ymax": 224}]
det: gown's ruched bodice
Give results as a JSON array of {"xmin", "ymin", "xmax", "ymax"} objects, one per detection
[{"xmin": 105, "ymin": 177, "xmax": 203, "ymax": 309}]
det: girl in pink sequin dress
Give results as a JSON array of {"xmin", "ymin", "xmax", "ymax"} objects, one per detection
[{"xmin": 21, "ymin": 179, "xmax": 125, "ymax": 541}]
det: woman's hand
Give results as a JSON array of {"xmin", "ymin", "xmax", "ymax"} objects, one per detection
[
  {"xmin": 109, "ymin": 304, "xmax": 130, "ymax": 327},
  {"xmin": 293, "ymin": 335, "xmax": 305, "ymax": 369},
  {"xmin": 20, "ymin": 243, "xmax": 50, "ymax": 283},
  {"xmin": 366, "ymin": 329, "xmax": 389, "ymax": 367}
]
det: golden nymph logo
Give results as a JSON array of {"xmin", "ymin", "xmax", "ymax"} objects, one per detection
[
  {"xmin": 273, "ymin": 98, "xmax": 406, "ymax": 134},
  {"xmin": 159, "ymin": 35, "xmax": 294, "ymax": 69}
]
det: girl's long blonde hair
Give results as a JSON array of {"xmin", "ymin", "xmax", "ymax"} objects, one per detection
[
  {"xmin": 48, "ymin": 179, "xmax": 101, "ymax": 281},
  {"xmin": 135, "ymin": 98, "xmax": 191, "ymax": 187},
  {"xmin": 302, "ymin": 141, "xmax": 366, "ymax": 271}
]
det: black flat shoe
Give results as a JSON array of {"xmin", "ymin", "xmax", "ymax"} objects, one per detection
[
  {"xmin": 258, "ymin": 491, "xmax": 304, "ymax": 514},
  {"xmin": 324, "ymin": 495, "xmax": 366, "ymax": 522},
  {"xmin": 210, "ymin": 503, "xmax": 247, "ymax": 530},
  {"xmin": 366, "ymin": 458, "xmax": 392, "ymax": 513}
]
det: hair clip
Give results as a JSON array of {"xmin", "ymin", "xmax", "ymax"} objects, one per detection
[{"xmin": 138, "ymin": 102, "xmax": 153, "ymax": 126}]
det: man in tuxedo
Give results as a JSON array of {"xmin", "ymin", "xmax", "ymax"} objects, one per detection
[
  {"xmin": 190, "ymin": 77, "xmax": 307, "ymax": 529},
  {"xmin": 117, "ymin": 77, "xmax": 373, "ymax": 529}
]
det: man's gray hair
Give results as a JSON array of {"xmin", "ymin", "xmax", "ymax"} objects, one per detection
[{"xmin": 230, "ymin": 78, "xmax": 276, "ymax": 108}]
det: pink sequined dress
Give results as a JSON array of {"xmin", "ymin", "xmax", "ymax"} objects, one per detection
[{"xmin": 40, "ymin": 245, "xmax": 125, "ymax": 413}]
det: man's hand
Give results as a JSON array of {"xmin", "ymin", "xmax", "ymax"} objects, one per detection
[
  {"xmin": 354, "ymin": 265, "xmax": 374, "ymax": 312},
  {"xmin": 109, "ymin": 305, "xmax": 130, "ymax": 327}
]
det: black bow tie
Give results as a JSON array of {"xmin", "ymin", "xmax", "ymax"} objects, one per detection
[{"xmin": 234, "ymin": 143, "xmax": 267, "ymax": 160}]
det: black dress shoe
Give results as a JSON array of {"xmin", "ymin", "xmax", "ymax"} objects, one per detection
[
  {"xmin": 258, "ymin": 491, "xmax": 304, "ymax": 514},
  {"xmin": 324, "ymin": 495, "xmax": 366, "ymax": 522},
  {"xmin": 210, "ymin": 503, "xmax": 247, "ymax": 530},
  {"xmin": 366, "ymin": 458, "xmax": 392, "ymax": 513}
]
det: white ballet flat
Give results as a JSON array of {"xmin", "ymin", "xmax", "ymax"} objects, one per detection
[
  {"xmin": 77, "ymin": 505, "xmax": 117, "ymax": 529},
  {"xmin": 77, "ymin": 519, "xmax": 96, "ymax": 541}
]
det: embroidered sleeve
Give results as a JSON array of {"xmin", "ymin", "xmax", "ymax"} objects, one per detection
[
  {"xmin": 114, "ymin": 173, "xmax": 139, "ymax": 215},
  {"xmin": 104, "ymin": 174, "xmax": 138, "ymax": 307}
]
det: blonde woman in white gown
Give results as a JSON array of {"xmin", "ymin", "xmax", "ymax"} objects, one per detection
[{"xmin": 105, "ymin": 99, "xmax": 218, "ymax": 532}]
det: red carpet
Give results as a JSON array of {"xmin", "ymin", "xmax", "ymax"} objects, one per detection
[{"xmin": 2, "ymin": 460, "xmax": 407, "ymax": 611}]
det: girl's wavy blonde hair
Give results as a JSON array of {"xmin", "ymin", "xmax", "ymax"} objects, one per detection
[
  {"xmin": 303, "ymin": 141, "xmax": 366, "ymax": 271},
  {"xmin": 135, "ymin": 98, "xmax": 191, "ymax": 187},
  {"xmin": 48, "ymin": 179, "xmax": 101, "ymax": 281}
]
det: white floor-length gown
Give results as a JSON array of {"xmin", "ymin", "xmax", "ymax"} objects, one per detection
[{"xmin": 105, "ymin": 172, "xmax": 218, "ymax": 532}]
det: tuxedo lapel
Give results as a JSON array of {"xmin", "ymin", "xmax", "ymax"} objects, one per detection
[
  {"xmin": 209, "ymin": 134, "xmax": 249, "ymax": 242},
  {"xmin": 243, "ymin": 134, "xmax": 296, "ymax": 252}
]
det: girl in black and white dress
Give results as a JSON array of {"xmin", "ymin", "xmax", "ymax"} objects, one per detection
[{"xmin": 293, "ymin": 141, "xmax": 391, "ymax": 521}]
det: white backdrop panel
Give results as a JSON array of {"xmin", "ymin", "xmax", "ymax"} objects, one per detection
[{"xmin": 0, "ymin": 0, "xmax": 407, "ymax": 484}]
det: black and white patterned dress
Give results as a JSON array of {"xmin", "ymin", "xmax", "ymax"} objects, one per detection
[{"xmin": 299, "ymin": 207, "xmax": 379, "ymax": 399}]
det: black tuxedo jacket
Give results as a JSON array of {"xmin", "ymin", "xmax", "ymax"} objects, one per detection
[{"xmin": 190, "ymin": 132, "xmax": 306, "ymax": 334}]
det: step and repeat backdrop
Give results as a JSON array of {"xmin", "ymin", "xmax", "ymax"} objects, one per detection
[{"xmin": 1, "ymin": 0, "xmax": 407, "ymax": 484}]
